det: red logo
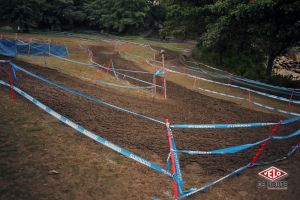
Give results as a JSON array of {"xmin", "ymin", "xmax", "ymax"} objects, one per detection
[{"xmin": 258, "ymin": 166, "xmax": 288, "ymax": 181}]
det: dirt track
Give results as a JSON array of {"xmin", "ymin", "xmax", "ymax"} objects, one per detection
[{"xmin": 0, "ymin": 46, "xmax": 299, "ymax": 200}]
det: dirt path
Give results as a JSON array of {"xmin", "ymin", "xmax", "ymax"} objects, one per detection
[{"xmin": 0, "ymin": 49, "xmax": 299, "ymax": 199}]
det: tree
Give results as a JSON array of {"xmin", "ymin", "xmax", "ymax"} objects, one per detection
[
  {"xmin": 200, "ymin": 0, "xmax": 300, "ymax": 77},
  {"xmin": 40, "ymin": 0, "xmax": 77, "ymax": 31},
  {"xmin": 85, "ymin": 0, "xmax": 150, "ymax": 34},
  {"xmin": 161, "ymin": 0, "xmax": 215, "ymax": 39},
  {"xmin": 241, "ymin": 0, "xmax": 300, "ymax": 76},
  {"xmin": 0, "ymin": 0, "xmax": 45, "ymax": 32},
  {"xmin": 144, "ymin": 0, "xmax": 166, "ymax": 35}
]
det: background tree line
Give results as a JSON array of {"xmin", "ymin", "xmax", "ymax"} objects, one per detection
[{"xmin": 0, "ymin": 0, "xmax": 299, "ymax": 82}]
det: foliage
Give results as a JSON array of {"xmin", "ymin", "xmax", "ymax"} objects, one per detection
[
  {"xmin": 192, "ymin": 45, "xmax": 266, "ymax": 80},
  {"xmin": 0, "ymin": 0, "xmax": 45, "ymax": 32},
  {"xmin": 85, "ymin": 0, "xmax": 150, "ymax": 34},
  {"xmin": 0, "ymin": 0, "xmax": 299, "ymax": 82},
  {"xmin": 165, "ymin": 0, "xmax": 300, "ymax": 78},
  {"xmin": 160, "ymin": 0, "xmax": 215, "ymax": 39}
]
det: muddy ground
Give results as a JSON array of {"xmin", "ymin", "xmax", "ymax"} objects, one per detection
[{"xmin": 0, "ymin": 45, "xmax": 299, "ymax": 200}]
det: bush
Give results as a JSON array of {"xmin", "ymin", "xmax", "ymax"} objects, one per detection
[
  {"xmin": 192, "ymin": 46, "xmax": 300, "ymax": 87},
  {"xmin": 0, "ymin": 26, "xmax": 14, "ymax": 32},
  {"xmin": 192, "ymin": 47, "xmax": 266, "ymax": 80}
]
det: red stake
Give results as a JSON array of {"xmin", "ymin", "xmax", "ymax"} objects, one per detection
[
  {"xmin": 165, "ymin": 119, "xmax": 179, "ymax": 199},
  {"xmin": 98, "ymin": 68, "xmax": 102, "ymax": 80},
  {"xmin": 193, "ymin": 77, "xmax": 196, "ymax": 89},
  {"xmin": 153, "ymin": 76, "xmax": 156, "ymax": 97},
  {"xmin": 8, "ymin": 65, "xmax": 15, "ymax": 100},
  {"xmin": 163, "ymin": 77, "xmax": 167, "ymax": 99},
  {"xmin": 161, "ymin": 77, "xmax": 164, "ymax": 95},
  {"xmin": 248, "ymin": 90, "xmax": 251, "ymax": 102},
  {"xmin": 106, "ymin": 59, "xmax": 112, "ymax": 77},
  {"xmin": 249, "ymin": 120, "xmax": 282, "ymax": 167}
]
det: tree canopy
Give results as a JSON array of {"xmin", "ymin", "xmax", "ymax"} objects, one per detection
[{"xmin": 0, "ymin": 0, "xmax": 299, "ymax": 80}]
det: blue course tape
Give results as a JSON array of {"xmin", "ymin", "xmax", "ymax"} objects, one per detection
[
  {"xmin": 95, "ymin": 79, "xmax": 153, "ymax": 89},
  {"xmin": 184, "ymin": 64, "xmax": 300, "ymax": 97},
  {"xmin": 253, "ymin": 143, "xmax": 299, "ymax": 166},
  {"xmin": 71, "ymin": 53, "xmax": 159, "ymax": 89},
  {"xmin": 198, "ymin": 87, "xmax": 244, "ymax": 100},
  {"xmin": 171, "ymin": 116, "xmax": 300, "ymax": 129},
  {"xmin": 172, "ymin": 122, "xmax": 277, "ymax": 129},
  {"xmin": 10, "ymin": 63, "xmax": 165, "ymax": 125},
  {"xmin": 155, "ymin": 68, "xmax": 165, "ymax": 76},
  {"xmin": 115, "ymin": 68, "xmax": 153, "ymax": 74},
  {"xmin": 114, "ymin": 71, "xmax": 162, "ymax": 88},
  {"xmin": 179, "ymin": 141, "xmax": 299, "ymax": 199},
  {"xmin": 196, "ymin": 87, "xmax": 300, "ymax": 117},
  {"xmin": 164, "ymin": 67, "xmax": 300, "ymax": 105},
  {"xmin": 233, "ymin": 76, "xmax": 300, "ymax": 94},
  {"xmin": 37, "ymin": 51, "xmax": 160, "ymax": 89},
  {"xmin": 182, "ymin": 58, "xmax": 300, "ymax": 94},
  {"xmin": 175, "ymin": 128, "xmax": 300, "ymax": 155},
  {"xmin": 230, "ymin": 77, "xmax": 300, "ymax": 97},
  {"xmin": 168, "ymin": 126, "xmax": 184, "ymax": 194},
  {"xmin": 178, "ymin": 164, "xmax": 250, "ymax": 199},
  {"xmin": 176, "ymin": 138, "xmax": 269, "ymax": 155},
  {"xmin": 0, "ymin": 80, "xmax": 172, "ymax": 177},
  {"xmin": 110, "ymin": 61, "xmax": 119, "ymax": 80},
  {"xmin": 50, "ymin": 53, "xmax": 97, "ymax": 67}
]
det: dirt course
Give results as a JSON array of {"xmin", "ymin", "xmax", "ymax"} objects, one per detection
[{"xmin": 0, "ymin": 43, "xmax": 299, "ymax": 200}]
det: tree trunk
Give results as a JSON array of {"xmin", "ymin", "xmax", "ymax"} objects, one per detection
[{"xmin": 266, "ymin": 53, "xmax": 276, "ymax": 77}]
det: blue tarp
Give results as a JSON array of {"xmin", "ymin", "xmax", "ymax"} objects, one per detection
[
  {"xmin": 0, "ymin": 39, "xmax": 68, "ymax": 58},
  {"xmin": 0, "ymin": 39, "xmax": 17, "ymax": 57}
]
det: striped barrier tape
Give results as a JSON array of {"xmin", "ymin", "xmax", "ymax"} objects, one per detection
[
  {"xmin": 175, "ymin": 128, "xmax": 300, "ymax": 155},
  {"xmin": 10, "ymin": 36, "xmax": 300, "ymax": 97},
  {"xmin": 186, "ymin": 64, "xmax": 300, "ymax": 97},
  {"xmin": 233, "ymin": 76, "xmax": 300, "ymax": 93},
  {"xmin": 179, "ymin": 141, "xmax": 299, "ymax": 199},
  {"xmin": 115, "ymin": 68, "xmax": 153, "ymax": 74},
  {"xmin": 148, "ymin": 58, "xmax": 300, "ymax": 102},
  {"xmin": 166, "ymin": 122, "xmax": 184, "ymax": 195},
  {"xmin": 178, "ymin": 164, "xmax": 250, "ymax": 199},
  {"xmin": 4, "ymin": 36, "xmax": 300, "ymax": 199},
  {"xmin": 198, "ymin": 87, "xmax": 244, "ymax": 100},
  {"xmin": 253, "ymin": 142, "xmax": 299, "ymax": 166},
  {"xmin": 84, "ymin": 50, "xmax": 162, "ymax": 89},
  {"xmin": 9, "ymin": 63, "xmax": 165, "ymax": 125},
  {"xmin": 230, "ymin": 76, "xmax": 300, "ymax": 97},
  {"xmin": 0, "ymin": 80, "xmax": 172, "ymax": 177},
  {"xmin": 6, "ymin": 62, "xmax": 300, "ymax": 130},
  {"xmin": 180, "ymin": 57, "xmax": 300, "ymax": 94},
  {"xmin": 251, "ymin": 101, "xmax": 300, "ymax": 116},
  {"xmin": 181, "ymin": 63, "xmax": 300, "ymax": 97},
  {"xmin": 20, "ymin": 42, "xmax": 160, "ymax": 89},
  {"xmin": 99, "ymin": 64, "xmax": 162, "ymax": 88},
  {"xmin": 81, "ymin": 42, "xmax": 300, "ymax": 98},
  {"xmin": 171, "ymin": 94, "xmax": 300, "ymax": 129},
  {"xmin": 171, "ymin": 122, "xmax": 277, "ymax": 129},
  {"xmin": 196, "ymin": 87, "xmax": 300, "ymax": 117},
  {"xmin": 49, "ymin": 53, "xmax": 161, "ymax": 89},
  {"xmin": 95, "ymin": 79, "xmax": 154, "ymax": 89},
  {"xmin": 164, "ymin": 66, "xmax": 300, "ymax": 105}
]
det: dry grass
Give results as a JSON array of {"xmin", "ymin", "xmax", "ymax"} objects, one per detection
[
  {"xmin": 2, "ymin": 31, "xmax": 299, "ymax": 117},
  {"xmin": 0, "ymin": 88, "xmax": 171, "ymax": 200}
]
